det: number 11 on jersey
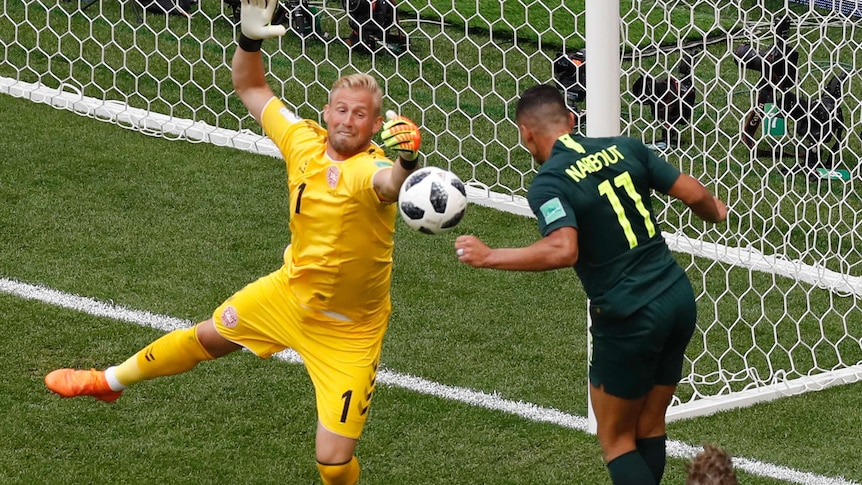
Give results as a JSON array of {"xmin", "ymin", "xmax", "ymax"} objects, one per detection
[{"xmin": 597, "ymin": 171, "xmax": 656, "ymax": 249}]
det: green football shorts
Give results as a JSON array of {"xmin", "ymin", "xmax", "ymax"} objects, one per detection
[{"xmin": 588, "ymin": 275, "xmax": 697, "ymax": 400}]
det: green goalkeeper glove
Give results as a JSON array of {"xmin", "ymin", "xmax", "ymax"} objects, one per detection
[
  {"xmin": 381, "ymin": 110, "xmax": 422, "ymax": 163},
  {"xmin": 240, "ymin": 0, "xmax": 287, "ymax": 42}
]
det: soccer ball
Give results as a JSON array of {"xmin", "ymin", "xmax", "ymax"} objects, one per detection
[{"xmin": 398, "ymin": 166, "xmax": 467, "ymax": 234}]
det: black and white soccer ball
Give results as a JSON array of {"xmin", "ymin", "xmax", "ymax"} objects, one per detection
[{"xmin": 398, "ymin": 166, "xmax": 467, "ymax": 234}]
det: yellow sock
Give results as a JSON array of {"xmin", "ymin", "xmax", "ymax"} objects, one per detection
[
  {"xmin": 317, "ymin": 456, "xmax": 360, "ymax": 485},
  {"xmin": 113, "ymin": 326, "xmax": 214, "ymax": 386}
]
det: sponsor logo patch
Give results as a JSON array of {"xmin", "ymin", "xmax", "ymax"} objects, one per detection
[
  {"xmin": 539, "ymin": 197, "xmax": 566, "ymax": 224},
  {"xmin": 221, "ymin": 305, "xmax": 239, "ymax": 328}
]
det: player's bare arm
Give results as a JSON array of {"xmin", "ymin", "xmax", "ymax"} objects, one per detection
[
  {"xmin": 231, "ymin": 48, "xmax": 276, "ymax": 124},
  {"xmin": 231, "ymin": 0, "xmax": 285, "ymax": 124},
  {"xmin": 665, "ymin": 173, "xmax": 728, "ymax": 223},
  {"xmin": 455, "ymin": 226, "xmax": 578, "ymax": 271},
  {"xmin": 373, "ymin": 158, "xmax": 416, "ymax": 202}
]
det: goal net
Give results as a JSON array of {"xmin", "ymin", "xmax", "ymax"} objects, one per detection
[{"xmin": 2, "ymin": 0, "xmax": 861, "ymax": 420}]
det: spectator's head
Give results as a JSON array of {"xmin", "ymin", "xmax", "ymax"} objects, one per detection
[{"xmin": 686, "ymin": 444, "xmax": 738, "ymax": 485}]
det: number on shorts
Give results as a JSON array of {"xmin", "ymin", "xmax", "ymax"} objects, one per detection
[{"xmin": 340, "ymin": 389, "xmax": 352, "ymax": 423}]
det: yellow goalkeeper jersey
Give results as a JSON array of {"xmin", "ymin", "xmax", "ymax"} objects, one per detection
[{"xmin": 260, "ymin": 98, "xmax": 396, "ymax": 323}]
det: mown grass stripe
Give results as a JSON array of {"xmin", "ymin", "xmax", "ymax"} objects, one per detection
[{"xmin": 2, "ymin": 276, "xmax": 858, "ymax": 485}]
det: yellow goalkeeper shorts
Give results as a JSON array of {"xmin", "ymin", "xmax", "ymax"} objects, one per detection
[{"xmin": 212, "ymin": 265, "xmax": 390, "ymax": 439}]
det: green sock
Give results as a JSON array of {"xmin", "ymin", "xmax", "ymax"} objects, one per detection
[
  {"xmin": 606, "ymin": 450, "xmax": 656, "ymax": 485},
  {"xmin": 637, "ymin": 435, "xmax": 667, "ymax": 484}
]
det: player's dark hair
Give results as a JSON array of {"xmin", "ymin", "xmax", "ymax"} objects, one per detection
[{"xmin": 515, "ymin": 84, "xmax": 570, "ymax": 129}]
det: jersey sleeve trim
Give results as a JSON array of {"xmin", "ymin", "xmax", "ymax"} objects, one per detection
[{"xmin": 261, "ymin": 96, "xmax": 278, "ymax": 119}]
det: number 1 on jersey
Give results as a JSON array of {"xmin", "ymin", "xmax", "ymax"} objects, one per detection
[
  {"xmin": 597, "ymin": 171, "xmax": 656, "ymax": 249},
  {"xmin": 294, "ymin": 182, "xmax": 307, "ymax": 214}
]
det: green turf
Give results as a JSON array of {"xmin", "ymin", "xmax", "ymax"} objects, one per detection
[
  {"xmin": 3, "ymin": 1, "xmax": 862, "ymax": 482},
  {"xmin": 2, "ymin": 90, "xmax": 862, "ymax": 484}
]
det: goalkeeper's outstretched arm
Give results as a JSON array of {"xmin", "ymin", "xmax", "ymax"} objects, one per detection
[
  {"xmin": 232, "ymin": 48, "xmax": 275, "ymax": 124},
  {"xmin": 231, "ymin": 0, "xmax": 286, "ymax": 123}
]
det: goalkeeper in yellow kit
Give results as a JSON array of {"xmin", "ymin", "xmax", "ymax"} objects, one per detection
[{"xmin": 44, "ymin": 1, "xmax": 421, "ymax": 483}]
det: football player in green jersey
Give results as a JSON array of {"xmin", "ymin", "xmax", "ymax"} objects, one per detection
[{"xmin": 456, "ymin": 84, "xmax": 727, "ymax": 485}]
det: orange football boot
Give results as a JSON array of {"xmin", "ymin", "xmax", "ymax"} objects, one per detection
[{"xmin": 45, "ymin": 368, "xmax": 123, "ymax": 403}]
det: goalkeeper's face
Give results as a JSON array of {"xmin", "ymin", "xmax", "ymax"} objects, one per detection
[{"xmin": 323, "ymin": 87, "xmax": 384, "ymax": 160}]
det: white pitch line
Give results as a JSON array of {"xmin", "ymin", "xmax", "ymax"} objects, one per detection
[{"xmin": 2, "ymin": 276, "xmax": 858, "ymax": 485}]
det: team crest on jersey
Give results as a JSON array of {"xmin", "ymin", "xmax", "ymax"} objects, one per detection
[
  {"xmin": 221, "ymin": 305, "xmax": 239, "ymax": 328},
  {"xmin": 326, "ymin": 165, "xmax": 340, "ymax": 188}
]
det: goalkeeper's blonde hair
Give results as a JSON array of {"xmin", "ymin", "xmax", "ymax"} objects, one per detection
[{"xmin": 330, "ymin": 73, "xmax": 383, "ymax": 116}]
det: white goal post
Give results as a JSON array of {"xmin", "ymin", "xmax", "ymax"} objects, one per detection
[{"xmin": 3, "ymin": 0, "xmax": 862, "ymax": 423}]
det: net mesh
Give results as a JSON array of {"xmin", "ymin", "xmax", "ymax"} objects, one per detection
[{"xmin": 3, "ymin": 0, "xmax": 862, "ymax": 417}]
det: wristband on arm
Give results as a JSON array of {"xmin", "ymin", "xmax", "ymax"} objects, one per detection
[
  {"xmin": 238, "ymin": 33, "xmax": 263, "ymax": 52},
  {"xmin": 399, "ymin": 155, "xmax": 419, "ymax": 171}
]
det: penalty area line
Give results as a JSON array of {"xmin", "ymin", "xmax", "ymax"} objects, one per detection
[{"xmin": 2, "ymin": 276, "xmax": 858, "ymax": 485}]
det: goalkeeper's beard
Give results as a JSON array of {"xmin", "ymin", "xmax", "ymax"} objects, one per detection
[{"xmin": 328, "ymin": 132, "xmax": 370, "ymax": 159}]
